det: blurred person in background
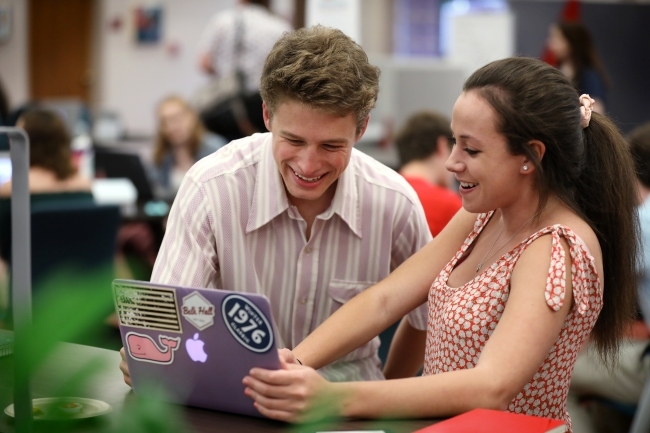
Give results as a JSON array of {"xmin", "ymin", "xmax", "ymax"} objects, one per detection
[
  {"xmin": 567, "ymin": 122, "xmax": 650, "ymax": 433},
  {"xmin": 0, "ymin": 108, "xmax": 92, "ymax": 196},
  {"xmin": 546, "ymin": 21, "xmax": 609, "ymax": 114},
  {"xmin": 196, "ymin": 0, "xmax": 292, "ymax": 140},
  {"xmin": 151, "ymin": 95, "xmax": 226, "ymax": 200},
  {"xmin": 394, "ymin": 111, "xmax": 462, "ymax": 237},
  {"xmin": 114, "ymin": 95, "xmax": 225, "ymax": 283}
]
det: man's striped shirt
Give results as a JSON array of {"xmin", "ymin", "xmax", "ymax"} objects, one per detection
[{"xmin": 152, "ymin": 133, "xmax": 432, "ymax": 381}]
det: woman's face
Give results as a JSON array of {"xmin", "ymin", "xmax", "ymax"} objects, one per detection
[
  {"xmin": 445, "ymin": 90, "xmax": 527, "ymax": 214},
  {"xmin": 547, "ymin": 25, "xmax": 570, "ymax": 62},
  {"xmin": 159, "ymin": 101, "xmax": 196, "ymax": 148}
]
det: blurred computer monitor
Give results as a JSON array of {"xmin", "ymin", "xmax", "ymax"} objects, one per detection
[
  {"xmin": 0, "ymin": 151, "xmax": 11, "ymax": 186},
  {"xmin": 94, "ymin": 147, "xmax": 154, "ymax": 203}
]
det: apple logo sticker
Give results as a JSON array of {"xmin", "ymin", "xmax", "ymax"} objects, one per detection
[{"xmin": 186, "ymin": 333, "xmax": 208, "ymax": 363}]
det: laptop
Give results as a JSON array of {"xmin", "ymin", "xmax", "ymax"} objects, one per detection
[
  {"xmin": 94, "ymin": 148, "xmax": 155, "ymax": 202},
  {"xmin": 112, "ymin": 279, "xmax": 281, "ymax": 417}
]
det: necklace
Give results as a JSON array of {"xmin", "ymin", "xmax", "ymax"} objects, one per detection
[{"xmin": 475, "ymin": 211, "xmax": 540, "ymax": 273}]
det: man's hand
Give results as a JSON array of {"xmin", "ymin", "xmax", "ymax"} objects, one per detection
[{"xmin": 119, "ymin": 347, "xmax": 132, "ymax": 387}]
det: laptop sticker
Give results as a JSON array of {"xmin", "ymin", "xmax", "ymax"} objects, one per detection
[
  {"xmin": 181, "ymin": 291, "xmax": 215, "ymax": 331},
  {"xmin": 186, "ymin": 333, "xmax": 208, "ymax": 363},
  {"xmin": 114, "ymin": 282, "xmax": 182, "ymax": 333},
  {"xmin": 222, "ymin": 295, "xmax": 274, "ymax": 353},
  {"xmin": 126, "ymin": 332, "xmax": 181, "ymax": 364}
]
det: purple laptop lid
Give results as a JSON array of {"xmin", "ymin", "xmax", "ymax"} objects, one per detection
[{"xmin": 112, "ymin": 279, "xmax": 281, "ymax": 418}]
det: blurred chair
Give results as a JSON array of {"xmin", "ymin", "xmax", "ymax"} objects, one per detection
[
  {"xmin": 1, "ymin": 201, "xmax": 121, "ymax": 343},
  {"xmin": 29, "ymin": 202, "xmax": 120, "ymax": 288}
]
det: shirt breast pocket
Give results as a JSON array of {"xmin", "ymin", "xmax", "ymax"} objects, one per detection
[{"xmin": 328, "ymin": 279, "xmax": 376, "ymax": 305}]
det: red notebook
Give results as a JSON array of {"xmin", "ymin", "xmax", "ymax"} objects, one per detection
[{"xmin": 413, "ymin": 408, "xmax": 566, "ymax": 433}]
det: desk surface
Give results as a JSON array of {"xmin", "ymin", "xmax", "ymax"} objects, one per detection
[{"xmin": 0, "ymin": 344, "xmax": 439, "ymax": 433}]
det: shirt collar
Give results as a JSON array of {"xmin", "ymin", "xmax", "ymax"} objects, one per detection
[
  {"xmin": 246, "ymin": 139, "xmax": 361, "ymax": 238},
  {"xmin": 246, "ymin": 135, "xmax": 289, "ymax": 234},
  {"xmin": 317, "ymin": 155, "xmax": 361, "ymax": 238}
]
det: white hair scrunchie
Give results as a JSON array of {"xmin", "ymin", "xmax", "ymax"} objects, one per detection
[{"xmin": 579, "ymin": 94, "xmax": 596, "ymax": 129}]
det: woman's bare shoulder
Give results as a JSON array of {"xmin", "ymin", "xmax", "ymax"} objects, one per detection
[{"xmin": 540, "ymin": 205, "xmax": 602, "ymax": 269}]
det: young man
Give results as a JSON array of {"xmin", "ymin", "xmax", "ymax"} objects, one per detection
[
  {"xmin": 394, "ymin": 111, "xmax": 462, "ymax": 237},
  {"xmin": 121, "ymin": 25, "xmax": 431, "ymax": 384}
]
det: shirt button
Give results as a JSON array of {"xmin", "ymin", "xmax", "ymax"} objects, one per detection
[
  {"xmin": 299, "ymin": 297, "xmax": 308, "ymax": 304},
  {"xmin": 305, "ymin": 247, "xmax": 312, "ymax": 254}
]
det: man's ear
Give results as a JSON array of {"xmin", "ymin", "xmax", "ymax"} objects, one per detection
[
  {"xmin": 355, "ymin": 116, "xmax": 371, "ymax": 142},
  {"xmin": 262, "ymin": 101, "xmax": 272, "ymax": 132}
]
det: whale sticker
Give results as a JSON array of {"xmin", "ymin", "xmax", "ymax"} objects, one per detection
[{"xmin": 126, "ymin": 332, "xmax": 181, "ymax": 365}]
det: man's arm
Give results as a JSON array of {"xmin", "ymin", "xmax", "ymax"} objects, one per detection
[
  {"xmin": 196, "ymin": 13, "xmax": 224, "ymax": 77},
  {"xmin": 382, "ymin": 318, "xmax": 426, "ymax": 379},
  {"xmin": 199, "ymin": 52, "xmax": 216, "ymax": 76},
  {"xmin": 121, "ymin": 173, "xmax": 218, "ymax": 386},
  {"xmin": 150, "ymin": 175, "xmax": 218, "ymax": 286},
  {"xmin": 382, "ymin": 199, "xmax": 433, "ymax": 378}
]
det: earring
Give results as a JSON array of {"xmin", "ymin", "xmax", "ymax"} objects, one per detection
[{"xmin": 523, "ymin": 165, "xmax": 529, "ymax": 171}]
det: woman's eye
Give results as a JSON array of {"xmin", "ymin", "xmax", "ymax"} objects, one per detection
[{"xmin": 463, "ymin": 148, "xmax": 478, "ymax": 156}]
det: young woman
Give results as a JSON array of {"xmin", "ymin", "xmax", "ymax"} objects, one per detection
[
  {"xmin": 546, "ymin": 21, "xmax": 609, "ymax": 114},
  {"xmin": 151, "ymin": 96, "xmax": 226, "ymax": 199},
  {"xmin": 242, "ymin": 57, "xmax": 640, "ymax": 431}
]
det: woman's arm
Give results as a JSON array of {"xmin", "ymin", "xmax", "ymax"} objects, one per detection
[
  {"xmin": 245, "ymin": 234, "xmax": 577, "ymax": 422},
  {"xmin": 292, "ymin": 209, "xmax": 477, "ymax": 370}
]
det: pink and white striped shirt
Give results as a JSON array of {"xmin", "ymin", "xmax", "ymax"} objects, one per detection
[{"xmin": 151, "ymin": 133, "xmax": 432, "ymax": 381}]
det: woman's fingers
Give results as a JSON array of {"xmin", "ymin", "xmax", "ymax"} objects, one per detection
[
  {"xmin": 252, "ymin": 402, "xmax": 297, "ymax": 423},
  {"xmin": 244, "ymin": 366, "xmax": 342, "ymax": 422},
  {"xmin": 245, "ymin": 385, "xmax": 305, "ymax": 412},
  {"xmin": 278, "ymin": 348, "xmax": 297, "ymax": 364},
  {"xmin": 249, "ymin": 366, "xmax": 303, "ymax": 386}
]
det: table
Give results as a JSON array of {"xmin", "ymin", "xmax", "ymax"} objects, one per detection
[{"xmin": 0, "ymin": 344, "xmax": 439, "ymax": 433}]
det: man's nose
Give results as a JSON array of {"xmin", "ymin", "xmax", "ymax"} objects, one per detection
[{"xmin": 296, "ymin": 145, "xmax": 321, "ymax": 175}]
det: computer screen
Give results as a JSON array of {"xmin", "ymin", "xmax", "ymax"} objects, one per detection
[{"xmin": 0, "ymin": 152, "xmax": 12, "ymax": 186}]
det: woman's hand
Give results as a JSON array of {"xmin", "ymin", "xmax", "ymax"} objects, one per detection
[
  {"xmin": 243, "ymin": 360, "xmax": 343, "ymax": 423},
  {"xmin": 278, "ymin": 348, "xmax": 298, "ymax": 364}
]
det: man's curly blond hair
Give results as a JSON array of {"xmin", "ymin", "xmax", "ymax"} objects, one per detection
[{"xmin": 260, "ymin": 25, "xmax": 380, "ymax": 134}]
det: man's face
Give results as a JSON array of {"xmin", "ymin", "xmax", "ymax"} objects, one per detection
[{"xmin": 263, "ymin": 100, "xmax": 368, "ymax": 214}]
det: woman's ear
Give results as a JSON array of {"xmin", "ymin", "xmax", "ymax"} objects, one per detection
[{"xmin": 521, "ymin": 140, "xmax": 546, "ymax": 174}]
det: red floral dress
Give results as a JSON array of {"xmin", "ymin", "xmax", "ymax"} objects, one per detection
[{"xmin": 423, "ymin": 212, "xmax": 602, "ymax": 431}]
